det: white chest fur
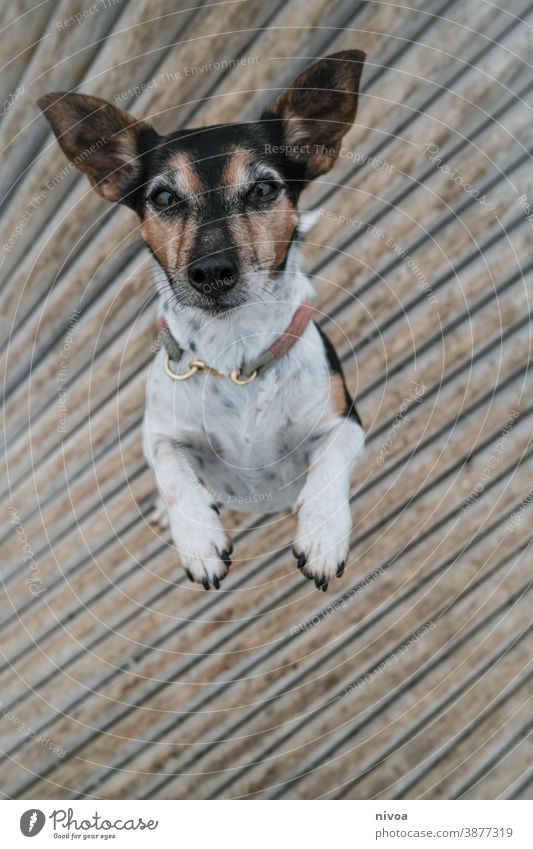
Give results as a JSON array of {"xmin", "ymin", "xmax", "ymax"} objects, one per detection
[{"xmin": 144, "ymin": 318, "xmax": 333, "ymax": 512}]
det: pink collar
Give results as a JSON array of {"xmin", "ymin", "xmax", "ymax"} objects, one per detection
[{"xmin": 261, "ymin": 298, "xmax": 315, "ymax": 361}]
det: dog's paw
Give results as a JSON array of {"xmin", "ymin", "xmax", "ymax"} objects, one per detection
[
  {"xmin": 169, "ymin": 504, "xmax": 232, "ymax": 590},
  {"xmin": 293, "ymin": 496, "xmax": 351, "ymax": 591},
  {"xmin": 146, "ymin": 494, "xmax": 170, "ymax": 530},
  {"xmin": 180, "ymin": 539, "xmax": 233, "ymax": 590}
]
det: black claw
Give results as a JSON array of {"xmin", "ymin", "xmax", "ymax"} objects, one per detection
[
  {"xmin": 296, "ymin": 552, "xmax": 307, "ymax": 570},
  {"xmin": 221, "ymin": 549, "xmax": 232, "ymax": 567},
  {"xmin": 322, "ymin": 581, "xmax": 329, "ymax": 592},
  {"xmin": 202, "ymin": 577, "xmax": 210, "ymax": 590},
  {"xmin": 213, "ymin": 575, "xmax": 220, "ymax": 590},
  {"xmin": 337, "ymin": 560, "xmax": 345, "ymax": 578},
  {"xmin": 210, "ymin": 503, "xmax": 220, "ymax": 514},
  {"xmin": 185, "ymin": 568, "xmax": 193, "ymax": 582},
  {"xmin": 314, "ymin": 575, "xmax": 322, "ymax": 589}
]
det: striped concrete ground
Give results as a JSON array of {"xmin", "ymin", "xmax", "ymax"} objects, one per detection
[{"xmin": 0, "ymin": 0, "xmax": 531, "ymax": 799}]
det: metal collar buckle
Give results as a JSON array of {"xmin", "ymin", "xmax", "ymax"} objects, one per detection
[
  {"xmin": 163, "ymin": 353, "xmax": 224, "ymax": 381},
  {"xmin": 229, "ymin": 368, "xmax": 258, "ymax": 385},
  {"xmin": 163, "ymin": 353, "xmax": 258, "ymax": 384}
]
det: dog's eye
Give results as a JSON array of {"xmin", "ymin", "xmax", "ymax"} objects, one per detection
[
  {"xmin": 250, "ymin": 180, "xmax": 279, "ymax": 200},
  {"xmin": 151, "ymin": 189, "xmax": 176, "ymax": 209}
]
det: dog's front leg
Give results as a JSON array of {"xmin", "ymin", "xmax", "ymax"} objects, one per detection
[
  {"xmin": 293, "ymin": 418, "xmax": 365, "ymax": 591},
  {"xmin": 144, "ymin": 432, "xmax": 232, "ymax": 589}
]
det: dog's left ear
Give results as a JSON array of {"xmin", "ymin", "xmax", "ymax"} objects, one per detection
[
  {"xmin": 264, "ymin": 50, "xmax": 365, "ymax": 180},
  {"xmin": 37, "ymin": 92, "xmax": 155, "ymax": 204}
]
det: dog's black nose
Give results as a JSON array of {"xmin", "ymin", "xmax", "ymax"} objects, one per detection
[{"xmin": 188, "ymin": 255, "xmax": 239, "ymax": 296}]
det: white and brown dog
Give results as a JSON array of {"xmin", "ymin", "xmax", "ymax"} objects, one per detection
[{"xmin": 39, "ymin": 50, "xmax": 366, "ymax": 591}]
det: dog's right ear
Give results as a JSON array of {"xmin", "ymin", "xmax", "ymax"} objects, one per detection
[
  {"xmin": 263, "ymin": 50, "xmax": 365, "ymax": 180},
  {"xmin": 37, "ymin": 92, "xmax": 156, "ymax": 204}
]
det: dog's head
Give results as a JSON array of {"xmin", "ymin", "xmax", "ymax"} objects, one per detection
[{"xmin": 38, "ymin": 51, "xmax": 365, "ymax": 314}]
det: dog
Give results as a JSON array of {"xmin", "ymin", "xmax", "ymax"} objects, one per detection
[{"xmin": 38, "ymin": 50, "xmax": 366, "ymax": 591}]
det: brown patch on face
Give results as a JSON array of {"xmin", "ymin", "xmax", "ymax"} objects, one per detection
[
  {"xmin": 222, "ymin": 151, "xmax": 298, "ymax": 274},
  {"xmin": 166, "ymin": 151, "xmax": 204, "ymax": 199},
  {"xmin": 330, "ymin": 373, "xmax": 347, "ymax": 416},
  {"xmin": 230, "ymin": 193, "xmax": 298, "ymax": 275},
  {"xmin": 141, "ymin": 214, "xmax": 179, "ymax": 269},
  {"xmin": 269, "ymin": 194, "xmax": 299, "ymax": 269},
  {"xmin": 141, "ymin": 152, "xmax": 203, "ymax": 273},
  {"xmin": 222, "ymin": 147, "xmax": 255, "ymax": 196},
  {"xmin": 141, "ymin": 211, "xmax": 197, "ymax": 274}
]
